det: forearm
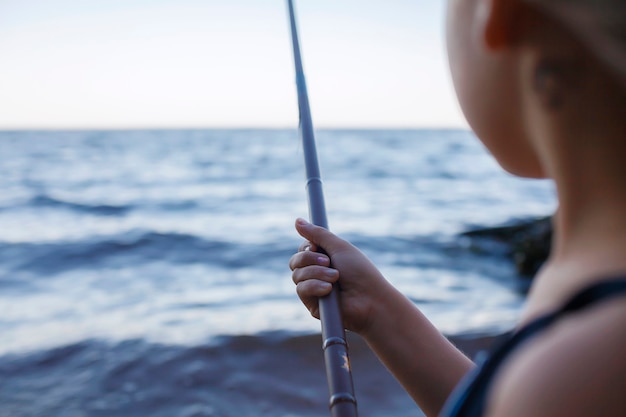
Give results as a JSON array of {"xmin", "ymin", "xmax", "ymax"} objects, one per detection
[{"xmin": 360, "ymin": 285, "xmax": 475, "ymax": 417}]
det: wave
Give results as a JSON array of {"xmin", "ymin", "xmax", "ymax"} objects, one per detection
[
  {"xmin": 0, "ymin": 230, "xmax": 296, "ymax": 275},
  {"xmin": 29, "ymin": 195, "xmax": 133, "ymax": 216},
  {"xmin": 0, "ymin": 228, "xmax": 528, "ymax": 304},
  {"xmin": 0, "ymin": 227, "xmax": 519, "ymax": 282},
  {"xmin": 0, "ymin": 332, "xmax": 502, "ymax": 417},
  {"xmin": 0, "ymin": 195, "xmax": 201, "ymax": 217}
]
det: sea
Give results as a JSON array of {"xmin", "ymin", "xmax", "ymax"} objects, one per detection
[{"xmin": 0, "ymin": 129, "xmax": 556, "ymax": 417}]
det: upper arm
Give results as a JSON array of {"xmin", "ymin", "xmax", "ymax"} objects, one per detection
[{"xmin": 486, "ymin": 299, "xmax": 626, "ymax": 417}]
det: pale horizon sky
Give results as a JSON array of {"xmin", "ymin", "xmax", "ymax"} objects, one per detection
[{"xmin": 0, "ymin": 0, "xmax": 468, "ymax": 130}]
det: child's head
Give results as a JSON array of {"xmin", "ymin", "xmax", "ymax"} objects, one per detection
[{"xmin": 445, "ymin": 0, "xmax": 626, "ymax": 179}]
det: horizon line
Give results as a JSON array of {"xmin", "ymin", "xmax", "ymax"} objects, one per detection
[{"xmin": 0, "ymin": 124, "xmax": 470, "ymax": 132}]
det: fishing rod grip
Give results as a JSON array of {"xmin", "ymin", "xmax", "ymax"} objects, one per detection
[
  {"xmin": 320, "ymin": 289, "xmax": 358, "ymax": 417},
  {"xmin": 307, "ymin": 177, "xmax": 358, "ymax": 417}
]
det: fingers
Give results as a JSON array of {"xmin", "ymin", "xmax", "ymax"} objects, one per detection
[
  {"xmin": 297, "ymin": 240, "xmax": 318, "ymax": 253},
  {"xmin": 289, "ymin": 246, "xmax": 330, "ymax": 271},
  {"xmin": 295, "ymin": 280, "xmax": 334, "ymax": 320},
  {"xmin": 294, "ymin": 218, "xmax": 346, "ymax": 254},
  {"xmin": 296, "ymin": 279, "xmax": 333, "ymax": 297},
  {"xmin": 290, "ymin": 250, "xmax": 337, "ymax": 286},
  {"xmin": 291, "ymin": 218, "xmax": 345, "ymax": 320},
  {"xmin": 290, "ymin": 242, "xmax": 338, "ymax": 319},
  {"xmin": 292, "ymin": 263, "xmax": 338, "ymax": 285}
]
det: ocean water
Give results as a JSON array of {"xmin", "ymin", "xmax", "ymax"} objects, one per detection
[{"xmin": 0, "ymin": 129, "xmax": 555, "ymax": 416}]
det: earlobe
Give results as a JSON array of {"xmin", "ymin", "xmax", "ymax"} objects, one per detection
[{"xmin": 479, "ymin": 0, "xmax": 522, "ymax": 50}]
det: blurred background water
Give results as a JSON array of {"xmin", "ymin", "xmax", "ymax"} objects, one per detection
[{"xmin": 0, "ymin": 129, "xmax": 556, "ymax": 416}]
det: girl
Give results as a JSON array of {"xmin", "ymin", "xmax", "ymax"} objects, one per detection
[{"xmin": 289, "ymin": 0, "xmax": 626, "ymax": 416}]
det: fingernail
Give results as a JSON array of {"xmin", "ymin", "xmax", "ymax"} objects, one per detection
[
  {"xmin": 326, "ymin": 269, "xmax": 338, "ymax": 278},
  {"xmin": 296, "ymin": 218, "xmax": 310, "ymax": 226},
  {"xmin": 319, "ymin": 282, "xmax": 332, "ymax": 291},
  {"xmin": 316, "ymin": 256, "xmax": 329, "ymax": 265}
]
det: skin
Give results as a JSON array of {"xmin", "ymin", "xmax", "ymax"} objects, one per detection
[
  {"xmin": 290, "ymin": 0, "xmax": 626, "ymax": 416},
  {"xmin": 290, "ymin": 220, "xmax": 474, "ymax": 417}
]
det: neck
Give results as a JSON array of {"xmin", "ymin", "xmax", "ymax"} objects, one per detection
[
  {"xmin": 521, "ymin": 161, "xmax": 626, "ymax": 322},
  {"xmin": 519, "ymin": 55, "xmax": 626, "ymax": 322}
]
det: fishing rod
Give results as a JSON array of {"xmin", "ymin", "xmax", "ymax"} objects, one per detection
[{"xmin": 286, "ymin": 1, "xmax": 358, "ymax": 417}]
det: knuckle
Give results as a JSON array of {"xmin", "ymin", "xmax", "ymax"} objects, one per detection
[
  {"xmin": 288, "ymin": 254, "xmax": 300, "ymax": 271},
  {"xmin": 295, "ymin": 281, "xmax": 309, "ymax": 297},
  {"xmin": 292, "ymin": 268, "xmax": 304, "ymax": 284}
]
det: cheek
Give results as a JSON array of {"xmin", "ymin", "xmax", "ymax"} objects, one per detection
[
  {"xmin": 446, "ymin": 0, "xmax": 483, "ymax": 134},
  {"xmin": 461, "ymin": 60, "xmax": 545, "ymax": 178},
  {"xmin": 446, "ymin": 0, "xmax": 470, "ymax": 90}
]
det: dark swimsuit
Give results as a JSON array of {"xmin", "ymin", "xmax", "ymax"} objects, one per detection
[{"xmin": 439, "ymin": 279, "xmax": 626, "ymax": 417}]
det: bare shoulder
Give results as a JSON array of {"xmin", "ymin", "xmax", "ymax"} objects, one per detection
[{"xmin": 486, "ymin": 296, "xmax": 626, "ymax": 417}]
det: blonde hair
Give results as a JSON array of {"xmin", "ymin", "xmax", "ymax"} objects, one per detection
[{"xmin": 525, "ymin": 0, "xmax": 626, "ymax": 86}]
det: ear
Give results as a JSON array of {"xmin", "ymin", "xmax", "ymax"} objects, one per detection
[{"xmin": 478, "ymin": 0, "xmax": 526, "ymax": 50}]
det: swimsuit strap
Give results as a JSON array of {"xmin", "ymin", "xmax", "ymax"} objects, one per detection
[{"xmin": 441, "ymin": 278, "xmax": 626, "ymax": 417}]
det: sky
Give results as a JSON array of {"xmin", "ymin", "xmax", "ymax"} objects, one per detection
[{"xmin": 0, "ymin": 0, "xmax": 468, "ymax": 130}]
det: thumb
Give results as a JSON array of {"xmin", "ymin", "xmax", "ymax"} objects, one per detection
[{"xmin": 295, "ymin": 218, "xmax": 346, "ymax": 254}]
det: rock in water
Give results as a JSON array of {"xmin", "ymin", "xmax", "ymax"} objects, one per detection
[{"xmin": 461, "ymin": 216, "xmax": 552, "ymax": 280}]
